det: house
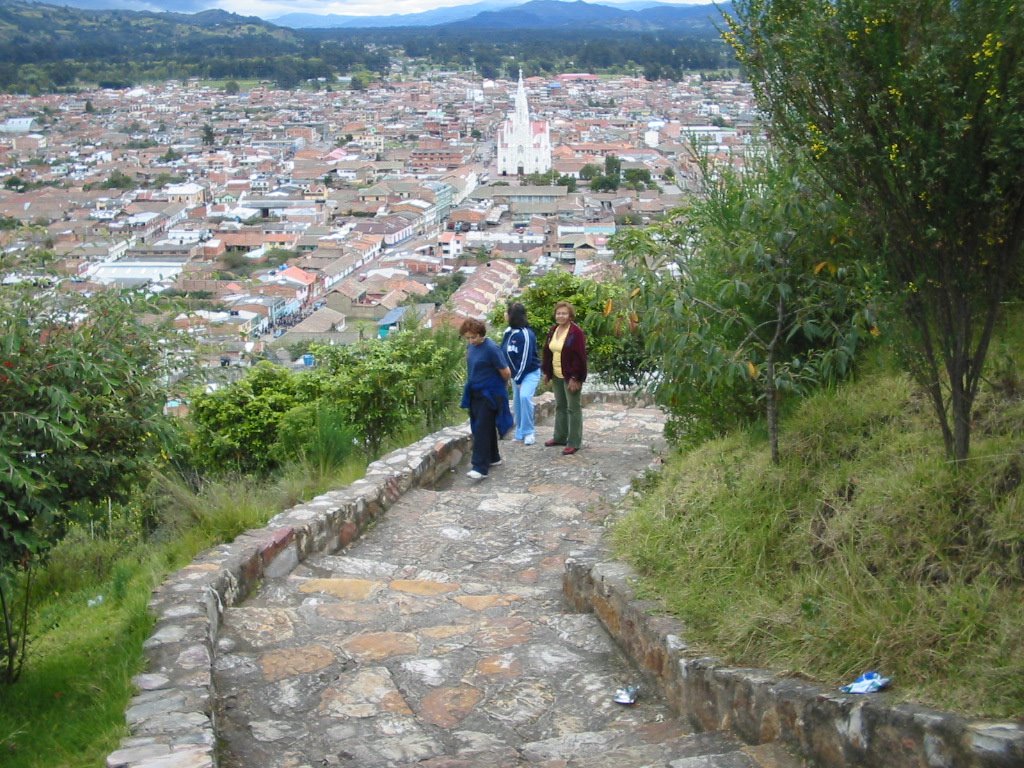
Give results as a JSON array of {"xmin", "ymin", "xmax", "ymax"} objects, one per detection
[
  {"xmin": 376, "ymin": 303, "xmax": 436, "ymax": 338},
  {"xmin": 447, "ymin": 259, "xmax": 520, "ymax": 320},
  {"xmin": 165, "ymin": 182, "xmax": 209, "ymax": 207}
]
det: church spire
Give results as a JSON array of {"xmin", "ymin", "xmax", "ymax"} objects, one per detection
[
  {"xmin": 514, "ymin": 69, "xmax": 530, "ymax": 128},
  {"xmin": 496, "ymin": 68, "xmax": 551, "ymax": 176}
]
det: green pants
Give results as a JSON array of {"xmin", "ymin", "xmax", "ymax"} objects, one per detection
[{"xmin": 551, "ymin": 376, "xmax": 583, "ymax": 449}]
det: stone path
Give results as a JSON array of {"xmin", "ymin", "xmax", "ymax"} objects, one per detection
[{"xmin": 213, "ymin": 401, "xmax": 800, "ymax": 768}]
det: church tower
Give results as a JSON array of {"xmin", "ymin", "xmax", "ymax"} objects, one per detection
[{"xmin": 496, "ymin": 70, "xmax": 552, "ymax": 176}]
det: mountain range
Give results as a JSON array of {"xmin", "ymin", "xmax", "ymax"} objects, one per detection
[
  {"xmin": 8, "ymin": 0, "xmax": 727, "ymax": 31},
  {"xmin": 0, "ymin": 0, "xmax": 732, "ymax": 89},
  {"xmin": 272, "ymin": 0, "xmax": 725, "ymax": 30}
]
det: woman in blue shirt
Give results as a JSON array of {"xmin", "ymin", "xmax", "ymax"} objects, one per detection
[
  {"xmin": 459, "ymin": 317, "xmax": 512, "ymax": 480},
  {"xmin": 501, "ymin": 302, "xmax": 542, "ymax": 446}
]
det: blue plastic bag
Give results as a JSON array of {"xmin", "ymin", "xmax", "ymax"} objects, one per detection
[{"xmin": 840, "ymin": 671, "xmax": 891, "ymax": 694}]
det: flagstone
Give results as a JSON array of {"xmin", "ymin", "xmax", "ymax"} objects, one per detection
[
  {"xmin": 224, "ymin": 607, "xmax": 295, "ymax": 646},
  {"xmin": 319, "ymin": 667, "xmax": 412, "ymax": 719},
  {"xmin": 389, "ymin": 579, "xmax": 460, "ymax": 596},
  {"xmin": 259, "ymin": 644, "xmax": 335, "ymax": 683},
  {"xmin": 474, "ymin": 653, "xmax": 522, "ymax": 679},
  {"xmin": 474, "ymin": 617, "xmax": 534, "ymax": 650},
  {"xmin": 417, "ymin": 685, "xmax": 483, "ymax": 728},
  {"xmin": 298, "ymin": 577, "xmax": 380, "ymax": 600},
  {"xmin": 341, "ymin": 631, "xmax": 419, "ymax": 661},
  {"xmin": 454, "ymin": 593, "xmax": 521, "ymax": 611},
  {"xmin": 316, "ymin": 602, "xmax": 375, "ymax": 622}
]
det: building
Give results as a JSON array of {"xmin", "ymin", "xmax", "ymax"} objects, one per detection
[{"xmin": 496, "ymin": 71, "xmax": 552, "ymax": 177}]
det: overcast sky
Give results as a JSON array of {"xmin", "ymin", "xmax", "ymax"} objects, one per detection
[{"xmin": 80, "ymin": 0, "xmax": 711, "ymax": 21}]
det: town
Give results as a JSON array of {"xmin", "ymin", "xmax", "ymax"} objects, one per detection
[{"xmin": 0, "ymin": 68, "xmax": 756, "ymax": 376}]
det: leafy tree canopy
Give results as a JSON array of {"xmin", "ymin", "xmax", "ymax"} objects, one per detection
[
  {"xmin": 614, "ymin": 151, "xmax": 876, "ymax": 454},
  {"xmin": 0, "ymin": 285, "xmax": 178, "ymax": 681},
  {"xmin": 725, "ymin": 0, "xmax": 1024, "ymax": 461},
  {"xmin": 496, "ymin": 270, "xmax": 655, "ymax": 389}
]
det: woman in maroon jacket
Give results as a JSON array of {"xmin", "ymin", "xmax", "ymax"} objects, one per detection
[{"xmin": 540, "ymin": 301, "xmax": 588, "ymax": 455}]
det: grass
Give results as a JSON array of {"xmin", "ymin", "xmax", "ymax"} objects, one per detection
[
  {"xmin": 611, "ymin": 329, "xmax": 1024, "ymax": 718},
  {"xmin": 0, "ymin": 551, "xmax": 159, "ymax": 767},
  {"xmin": 0, "ymin": 408, "xmax": 467, "ymax": 767}
]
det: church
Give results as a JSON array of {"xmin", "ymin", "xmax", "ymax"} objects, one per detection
[{"xmin": 496, "ymin": 71, "xmax": 552, "ymax": 177}]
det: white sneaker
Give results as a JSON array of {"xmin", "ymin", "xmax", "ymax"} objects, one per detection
[
  {"xmin": 466, "ymin": 469, "xmax": 485, "ymax": 480},
  {"xmin": 490, "ymin": 459, "xmax": 503, "ymax": 466},
  {"xmin": 523, "ymin": 435, "xmax": 535, "ymax": 446}
]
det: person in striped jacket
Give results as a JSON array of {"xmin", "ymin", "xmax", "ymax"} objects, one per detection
[{"xmin": 501, "ymin": 302, "xmax": 542, "ymax": 446}]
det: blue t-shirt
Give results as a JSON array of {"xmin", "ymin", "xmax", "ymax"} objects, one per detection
[{"xmin": 466, "ymin": 338, "xmax": 510, "ymax": 388}]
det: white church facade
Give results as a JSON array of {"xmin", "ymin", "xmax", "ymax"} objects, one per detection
[{"xmin": 496, "ymin": 71, "xmax": 552, "ymax": 177}]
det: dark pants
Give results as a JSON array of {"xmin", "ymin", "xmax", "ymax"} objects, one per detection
[{"xmin": 469, "ymin": 391, "xmax": 501, "ymax": 474}]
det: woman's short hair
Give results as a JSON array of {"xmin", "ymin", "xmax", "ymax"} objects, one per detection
[
  {"xmin": 459, "ymin": 318, "xmax": 486, "ymax": 337},
  {"xmin": 507, "ymin": 302, "xmax": 529, "ymax": 328},
  {"xmin": 553, "ymin": 301, "xmax": 576, "ymax": 320}
]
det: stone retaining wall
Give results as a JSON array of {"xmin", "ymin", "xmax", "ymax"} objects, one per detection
[{"xmin": 563, "ymin": 560, "xmax": 1024, "ymax": 768}]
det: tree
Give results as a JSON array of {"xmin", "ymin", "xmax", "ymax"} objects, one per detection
[
  {"xmin": 224, "ymin": 80, "xmax": 240, "ymax": 95},
  {"xmin": 381, "ymin": 327, "xmax": 464, "ymax": 432},
  {"xmin": 614, "ymin": 152, "xmax": 874, "ymax": 457},
  {"xmin": 0, "ymin": 287, "xmax": 175, "ymax": 682},
  {"xmin": 349, "ymin": 72, "xmax": 369, "ymax": 91},
  {"xmin": 725, "ymin": 0, "xmax": 1024, "ymax": 463},
  {"xmin": 622, "ymin": 168, "xmax": 652, "ymax": 189},
  {"xmin": 604, "ymin": 154, "xmax": 622, "ymax": 181},
  {"xmin": 499, "ymin": 271, "xmax": 655, "ymax": 390},
  {"xmin": 188, "ymin": 362, "xmax": 300, "ymax": 474},
  {"xmin": 310, "ymin": 344, "xmax": 416, "ymax": 457},
  {"xmin": 201, "ymin": 123, "xmax": 215, "ymax": 146},
  {"xmin": 101, "ymin": 169, "xmax": 134, "ymax": 189}
]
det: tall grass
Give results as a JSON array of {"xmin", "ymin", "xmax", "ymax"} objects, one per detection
[
  {"xmin": 612, "ymin": 336, "xmax": 1024, "ymax": 717},
  {"xmin": 1, "ymin": 546, "xmax": 160, "ymax": 768},
  {"xmin": 0, "ymin": 403, "xmax": 467, "ymax": 766}
]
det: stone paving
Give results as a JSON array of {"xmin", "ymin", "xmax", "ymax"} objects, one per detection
[{"xmin": 212, "ymin": 401, "xmax": 799, "ymax": 768}]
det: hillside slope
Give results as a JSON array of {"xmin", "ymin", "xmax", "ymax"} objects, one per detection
[{"xmin": 612, "ymin": 312, "xmax": 1024, "ymax": 718}]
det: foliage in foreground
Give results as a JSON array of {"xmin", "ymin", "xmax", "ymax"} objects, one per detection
[
  {"xmin": 725, "ymin": 0, "xmax": 1024, "ymax": 462},
  {"xmin": 186, "ymin": 326, "xmax": 464, "ymax": 473},
  {"xmin": 492, "ymin": 270, "xmax": 656, "ymax": 390},
  {"xmin": 0, "ymin": 316, "xmax": 470, "ymax": 764},
  {"xmin": 612, "ymin": 333, "xmax": 1024, "ymax": 717},
  {"xmin": 613, "ymin": 152, "xmax": 876, "ymax": 455},
  {"xmin": 0, "ymin": 286, "xmax": 178, "ymax": 684}
]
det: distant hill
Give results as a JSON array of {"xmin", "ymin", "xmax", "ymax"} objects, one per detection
[
  {"xmin": 0, "ymin": 1, "xmax": 306, "ymax": 64},
  {"xmin": 10, "ymin": 0, "xmax": 725, "ymax": 30},
  {"xmin": 449, "ymin": 0, "xmax": 726, "ymax": 31},
  {"xmin": 271, "ymin": 0, "xmax": 523, "ymax": 29},
  {"xmin": 0, "ymin": 0, "xmax": 734, "ymax": 91},
  {"xmin": 273, "ymin": 0, "xmax": 726, "ymax": 31}
]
